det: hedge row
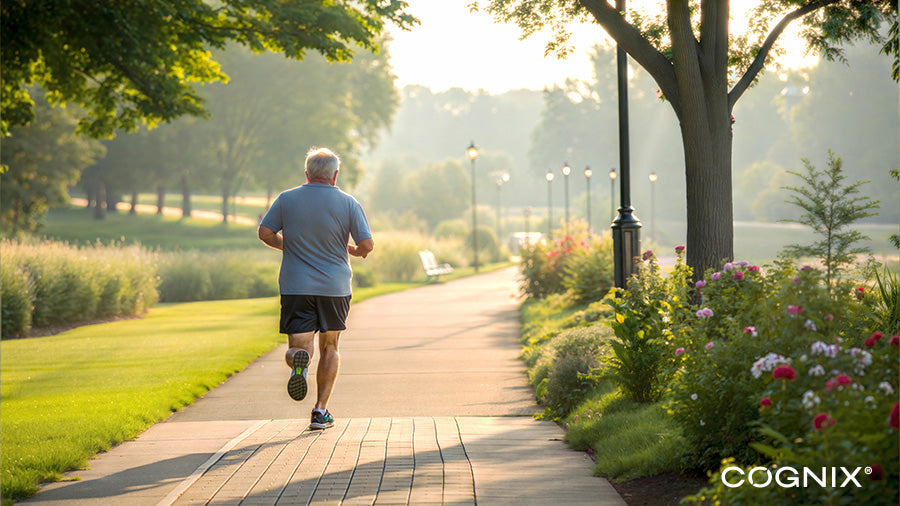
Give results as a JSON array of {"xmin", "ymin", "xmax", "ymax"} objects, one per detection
[{"xmin": 2, "ymin": 240, "xmax": 158, "ymax": 338}]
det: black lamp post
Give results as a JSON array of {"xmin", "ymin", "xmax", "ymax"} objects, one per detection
[
  {"xmin": 611, "ymin": 0, "xmax": 642, "ymax": 289},
  {"xmin": 608, "ymin": 168, "xmax": 617, "ymax": 221},
  {"xmin": 545, "ymin": 169, "xmax": 554, "ymax": 237},
  {"xmin": 562, "ymin": 161, "xmax": 571, "ymax": 237},
  {"xmin": 467, "ymin": 141, "xmax": 479, "ymax": 272},
  {"xmin": 649, "ymin": 172, "xmax": 658, "ymax": 242},
  {"xmin": 584, "ymin": 167, "xmax": 593, "ymax": 233}
]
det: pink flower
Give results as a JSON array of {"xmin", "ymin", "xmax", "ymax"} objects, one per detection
[
  {"xmin": 675, "ymin": 245, "xmax": 685, "ymax": 253},
  {"xmin": 748, "ymin": 265, "xmax": 760, "ymax": 272},
  {"xmin": 793, "ymin": 277, "xmax": 801, "ymax": 283},
  {"xmin": 824, "ymin": 313, "xmax": 834, "ymax": 322},
  {"xmin": 743, "ymin": 326, "xmax": 758, "ymax": 337},
  {"xmin": 801, "ymin": 265, "xmax": 813, "ymax": 271},
  {"xmin": 587, "ymin": 448, "xmax": 594, "ymax": 455},
  {"xmin": 835, "ymin": 374, "xmax": 852, "ymax": 386},
  {"xmin": 772, "ymin": 365, "xmax": 796, "ymax": 380},
  {"xmin": 705, "ymin": 341, "xmax": 715, "ymax": 350},
  {"xmin": 695, "ymin": 280, "xmax": 706, "ymax": 288},
  {"xmin": 891, "ymin": 335, "xmax": 900, "ymax": 347},
  {"xmin": 675, "ymin": 347, "xmax": 685, "ymax": 356},
  {"xmin": 814, "ymin": 413, "xmax": 836, "ymax": 430},
  {"xmin": 642, "ymin": 250, "xmax": 654, "ymax": 261},
  {"xmin": 733, "ymin": 272, "xmax": 744, "ymax": 281},
  {"xmin": 760, "ymin": 397, "xmax": 772, "ymax": 407},
  {"xmin": 711, "ymin": 272, "xmax": 721, "ymax": 281},
  {"xmin": 825, "ymin": 379, "xmax": 836, "ymax": 392},
  {"xmin": 723, "ymin": 262, "xmax": 735, "ymax": 272},
  {"xmin": 787, "ymin": 305, "xmax": 803, "ymax": 316},
  {"xmin": 891, "ymin": 403, "xmax": 899, "ymax": 429},
  {"xmin": 695, "ymin": 307, "xmax": 714, "ymax": 319}
]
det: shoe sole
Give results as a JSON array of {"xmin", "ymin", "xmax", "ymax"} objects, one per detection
[
  {"xmin": 287, "ymin": 350, "xmax": 309, "ymax": 401},
  {"xmin": 309, "ymin": 421, "xmax": 334, "ymax": 430}
]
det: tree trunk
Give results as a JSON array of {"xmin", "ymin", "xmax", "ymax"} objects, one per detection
[
  {"xmin": 105, "ymin": 188, "xmax": 120, "ymax": 214},
  {"xmin": 130, "ymin": 191, "xmax": 138, "ymax": 215},
  {"xmin": 221, "ymin": 184, "xmax": 230, "ymax": 224},
  {"xmin": 156, "ymin": 185, "xmax": 165, "ymax": 216},
  {"xmin": 93, "ymin": 181, "xmax": 106, "ymax": 220},
  {"xmin": 181, "ymin": 175, "xmax": 192, "ymax": 218}
]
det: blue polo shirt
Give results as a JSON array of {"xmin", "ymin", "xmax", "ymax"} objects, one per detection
[{"xmin": 260, "ymin": 184, "xmax": 371, "ymax": 297}]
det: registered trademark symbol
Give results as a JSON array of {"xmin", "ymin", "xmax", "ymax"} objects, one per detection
[{"xmin": 865, "ymin": 467, "xmax": 872, "ymax": 475}]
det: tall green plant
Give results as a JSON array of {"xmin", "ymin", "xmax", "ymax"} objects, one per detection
[{"xmin": 782, "ymin": 150, "xmax": 880, "ymax": 287}]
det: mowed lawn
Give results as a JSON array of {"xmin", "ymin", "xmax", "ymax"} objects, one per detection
[{"xmin": 0, "ymin": 283, "xmax": 411, "ymax": 503}]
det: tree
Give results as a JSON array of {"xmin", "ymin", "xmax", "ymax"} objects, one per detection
[
  {"xmin": 479, "ymin": 0, "xmax": 897, "ymax": 276},
  {"xmin": 0, "ymin": 91, "xmax": 104, "ymax": 233},
  {"xmin": 405, "ymin": 160, "xmax": 471, "ymax": 228},
  {"xmin": 1, "ymin": 0, "xmax": 416, "ymax": 137},
  {"xmin": 782, "ymin": 150, "xmax": 880, "ymax": 287}
]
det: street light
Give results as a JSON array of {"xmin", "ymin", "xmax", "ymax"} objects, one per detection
[
  {"xmin": 496, "ymin": 172, "xmax": 510, "ymax": 243},
  {"xmin": 467, "ymin": 141, "xmax": 479, "ymax": 272},
  {"xmin": 545, "ymin": 170, "xmax": 554, "ymax": 237},
  {"xmin": 648, "ymin": 172, "xmax": 658, "ymax": 242},
  {"xmin": 584, "ymin": 166, "xmax": 593, "ymax": 233},
  {"xmin": 562, "ymin": 162, "xmax": 571, "ymax": 236},
  {"xmin": 608, "ymin": 168, "xmax": 617, "ymax": 222}
]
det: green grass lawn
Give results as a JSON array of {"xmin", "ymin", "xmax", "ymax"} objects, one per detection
[
  {"xmin": 41, "ymin": 206, "xmax": 260, "ymax": 251},
  {"xmin": 0, "ymin": 282, "xmax": 413, "ymax": 503}
]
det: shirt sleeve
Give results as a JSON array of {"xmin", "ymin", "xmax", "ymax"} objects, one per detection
[
  {"xmin": 349, "ymin": 199, "xmax": 372, "ymax": 244},
  {"xmin": 260, "ymin": 195, "xmax": 283, "ymax": 233}
]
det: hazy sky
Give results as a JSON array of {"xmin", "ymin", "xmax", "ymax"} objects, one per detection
[{"xmin": 386, "ymin": 1, "xmax": 816, "ymax": 94}]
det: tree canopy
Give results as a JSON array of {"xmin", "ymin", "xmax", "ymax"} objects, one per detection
[
  {"xmin": 0, "ymin": 0, "xmax": 416, "ymax": 137},
  {"xmin": 477, "ymin": 0, "xmax": 898, "ymax": 277}
]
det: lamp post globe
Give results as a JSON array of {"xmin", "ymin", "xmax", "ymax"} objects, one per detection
[{"xmin": 608, "ymin": 168, "xmax": 617, "ymax": 222}]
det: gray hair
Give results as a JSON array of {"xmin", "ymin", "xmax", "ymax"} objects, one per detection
[{"xmin": 305, "ymin": 147, "xmax": 341, "ymax": 180}]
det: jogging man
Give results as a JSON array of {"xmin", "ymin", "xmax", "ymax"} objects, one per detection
[{"xmin": 258, "ymin": 147, "xmax": 374, "ymax": 429}]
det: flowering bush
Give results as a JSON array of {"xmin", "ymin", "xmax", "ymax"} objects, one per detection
[
  {"xmin": 604, "ymin": 248, "xmax": 693, "ymax": 403},
  {"xmin": 688, "ymin": 328, "xmax": 899, "ymax": 505},
  {"xmin": 668, "ymin": 261, "xmax": 857, "ymax": 470},
  {"xmin": 519, "ymin": 230, "xmax": 613, "ymax": 302}
]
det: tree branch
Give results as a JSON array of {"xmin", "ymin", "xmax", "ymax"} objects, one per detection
[
  {"xmin": 728, "ymin": 0, "xmax": 840, "ymax": 108},
  {"xmin": 579, "ymin": 0, "xmax": 680, "ymax": 111}
]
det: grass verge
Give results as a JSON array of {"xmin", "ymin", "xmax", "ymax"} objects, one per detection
[{"xmin": 0, "ymin": 282, "xmax": 412, "ymax": 503}]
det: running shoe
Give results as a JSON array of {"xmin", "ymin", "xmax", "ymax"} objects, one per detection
[
  {"xmin": 310, "ymin": 409, "xmax": 335, "ymax": 430},
  {"xmin": 287, "ymin": 349, "xmax": 309, "ymax": 401}
]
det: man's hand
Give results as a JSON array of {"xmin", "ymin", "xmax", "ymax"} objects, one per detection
[
  {"xmin": 258, "ymin": 225, "xmax": 283, "ymax": 251},
  {"xmin": 348, "ymin": 238, "xmax": 374, "ymax": 259}
]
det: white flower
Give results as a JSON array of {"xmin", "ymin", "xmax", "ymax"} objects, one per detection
[
  {"xmin": 750, "ymin": 353, "xmax": 790, "ymax": 377},
  {"xmin": 699, "ymin": 419, "xmax": 705, "ymax": 426},
  {"xmin": 824, "ymin": 345, "xmax": 840, "ymax": 358},
  {"xmin": 865, "ymin": 396, "xmax": 876, "ymax": 406},
  {"xmin": 808, "ymin": 365, "xmax": 825, "ymax": 377},
  {"xmin": 804, "ymin": 319, "xmax": 817, "ymax": 331},
  {"xmin": 811, "ymin": 341, "xmax": 828, "ymax": 355},
  {"xmin": 880, "ymin": 382, "xmax": 894, "ymax": 395},
  {"xmin": 691, "ymin": 393, "xmax": 698, "ymax": 400},
  {"xmin": 801, "ymin": 390, "xmax": 821, "ymax": 409}
]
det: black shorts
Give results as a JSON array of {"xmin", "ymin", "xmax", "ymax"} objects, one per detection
[{"xmin": 280, "ymin": 295, "xmax": 351, "ymax": 334}]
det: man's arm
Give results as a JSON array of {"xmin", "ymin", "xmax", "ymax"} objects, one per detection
[
  {"xmin": 348, "ymin": 237, "xmax": 374, "ymax": 259},
  {"xmin": 258, "ymin": 225, "xmax": 283, "ymax": 251}
]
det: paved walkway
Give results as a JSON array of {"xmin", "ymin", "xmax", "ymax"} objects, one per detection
[{"xmin": 25, "ymin": 268, "xmax": 625, "ymax": 505}]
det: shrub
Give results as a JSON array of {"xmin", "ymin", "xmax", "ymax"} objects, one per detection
[
  {"xmin": 433, "ymin": 219, "xmax": 468, "ymax": 241},
  {"xmin": 351, "ymin": 263, "xmax": 378, "ymax": 288},
  {"xmin": 519, "ymin": 236, "xmax": 578, "ymax": 299},
  {"xmin": 1, "ymin": 240, "xmax": 158, "ymax": 337},
  {"xmin": 668, "ymin": 259, "xmax": 871, "ymax": 471},
  {"xmin": 466, "ymin": 225, "xmax": 501, "ymax": 263},
  {"xmin": 604, "ymin": 248, "xmax": 692, "ymax": 404},
  {"xmin": 157, "ymin": 250, "xmax": 278, "ymax": 302},
  {"xmin": 533, "ymin": 326, "xmax": 609, "ymax": 418},
  {"xmin": 562, "ymin": 233, "xmax": 614, "ymax": 304},
  {"xmin": 367, "ymin": 231, "xmax": 425, "ymax": 282},
  {"xmin": 688, "ymin": 327, "xmax": 899, "ymax": 505}
]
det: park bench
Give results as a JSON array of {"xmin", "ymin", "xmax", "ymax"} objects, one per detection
[{"xmin": 418, "ymin": 250, "xmax": 453, "ymax": 282}]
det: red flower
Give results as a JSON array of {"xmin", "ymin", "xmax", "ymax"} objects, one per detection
[
  {"xmin": 675, "ymin": 245, "xmax": 685, "ymax": 253},
  {"xmin": 868, "ymin": 464, "xmax": 885, "ymax": 481},
  {"xmin": 813, "ymin": 413, "xmax": 836, "ymax": 430},
  {"xmin": 891, "ymin": 335, "xmax": 900, "ymax": 347},
  {"xmin": 772, "ymin": 365, "xmax": 796, "ymax": 380},
  {"xmin": 760, "ymin": 397, "xmax": 772, "ymax": 407},
  {"xmin": 872, "ymin": 331, "xmax": 884, "ymax": 341},
  {"xmin": 891, "ymin": 403, "xmax": 899, "ymax": 429},
  {"xmin": 865, "ymin": 337, "xmax": 877, "ymax": 347},
  {"xmin": 856, "ymin": 287, "xmax": 865, "ymax": 300},
  {"xmin": 835, "ymin": 375, "xmax": 852, "ymax": 386}
]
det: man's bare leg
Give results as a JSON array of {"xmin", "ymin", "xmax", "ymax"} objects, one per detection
[
  {"xmin": 286, "ymin": 332, "xmax": 315, "ymax": 400},
  {"xmin": 314, "ymin": 331, "xmax": 341, "ymax": 411}
]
